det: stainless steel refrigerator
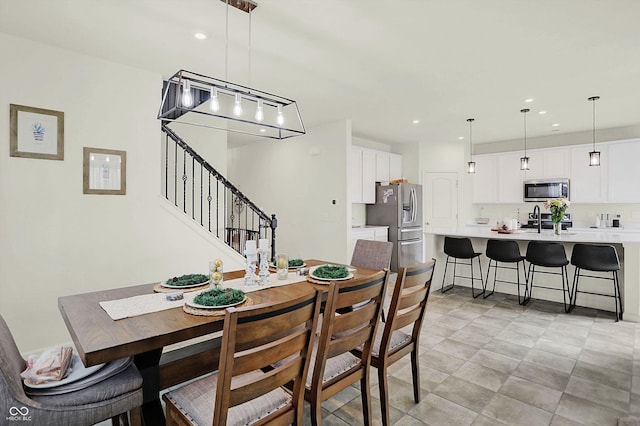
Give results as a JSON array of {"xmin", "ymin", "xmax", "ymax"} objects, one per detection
[{"xmin": 366, "ymin": 183, "xmax": 424, "ymax": 272}]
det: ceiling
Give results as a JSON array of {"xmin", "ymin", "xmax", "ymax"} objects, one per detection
[{"xmin": 2, "ymin": 0, "xmax": 640, "ymax": 146}]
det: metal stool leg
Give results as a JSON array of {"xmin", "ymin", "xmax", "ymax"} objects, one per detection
[
  {"xmin": 518, "ymin": 260, "xmax": 531, "ymax": 305},
  {"xmin": 484, "ymin": 259, "xmax": 496, "ymax": 298},
  {"xmin": 562, "ymin": 265, "xmax": 570, "ymax": 313},
  {"xmin": 614, "ymin": 270, "xmax": 623, "ymax": 321},
  {"xmin": 441, "ymin": 256, "xmax": 454, "ymax": 293},
  {"xmin": 471, "ymin": 257, "xmax": 484, "ymax": 298}
]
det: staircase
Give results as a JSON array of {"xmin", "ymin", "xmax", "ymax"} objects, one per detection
[{"xmin": 161, "ymin": 123, "xmax": 277, "ymax": 258}]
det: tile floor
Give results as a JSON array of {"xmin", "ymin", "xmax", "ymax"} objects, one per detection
[{"xmin": 311, "ymin": 286, "xmax": 640, "ymax": 426}]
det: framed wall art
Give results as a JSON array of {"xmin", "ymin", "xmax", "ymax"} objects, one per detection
[
  {"xmin": 83, "ymin": 147, "xmax": 127, "ymax": 195},
  {"xmin": 10, "ymin": 104, "xmax": 64, "ymax": 160}
]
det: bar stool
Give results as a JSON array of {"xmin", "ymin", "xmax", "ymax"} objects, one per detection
[
  {"xmin": 485, "ymin": 239, "xmax": 529, "ymax": 304},
  {"xmin": 570, "ymin": 244, "xmax": 623, "ymax": 321},
  {"xmin": 441, "ymin": 236, "xmax": 484, "ymax": 298},
  {"xmin": 525, "ymin": 241, "xmax": 570, "ymax": 312}
]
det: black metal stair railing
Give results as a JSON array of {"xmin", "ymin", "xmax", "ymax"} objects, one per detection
[{"xmin": 161, "ymin": 123, "xmax": 277, "ymax": 258}]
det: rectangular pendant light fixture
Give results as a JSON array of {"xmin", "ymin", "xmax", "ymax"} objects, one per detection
[{"xmin": 158, "ymin": 70, "xmax": 306, "ymax": 140}]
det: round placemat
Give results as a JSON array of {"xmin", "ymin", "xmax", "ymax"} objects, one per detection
[
  {"xmin": 153, "ymin": 283, "xmax": 210, "ymax": 293},
  {"xmin": 306, "ymin": 276, "xmax": 340, "ymax": 285},
  {"xmin": 182, "ymin": 297, "xmax": 254, "ymax": 316}
]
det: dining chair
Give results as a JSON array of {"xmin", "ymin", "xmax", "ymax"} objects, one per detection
[
  {"xmin": 0, "ymin": 314, "xmax": 143, "ymax": 426},
  {"xmin": 305, "ymin": 269, "xmax": 389, "ymax": 426},
  {"xmin": 352, "ymin": 260, "xmax": 435, "ymax": 426},
  {"xmin": 163, "ymin": 288, "xmax": 322, "ymax": 426},
  {"xmin": 350, "ymin": 239, "xmax": 394, "ymax": 271}
]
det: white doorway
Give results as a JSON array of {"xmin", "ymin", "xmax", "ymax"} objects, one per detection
[{"xmin": 423, "ymin": 172, "xmax": 458, "ymax": 231}]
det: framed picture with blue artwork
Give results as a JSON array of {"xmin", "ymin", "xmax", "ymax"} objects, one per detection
[
  {"xmin": 83, "ymin": 147, "xmax": 127, "ymax": 195},
  {"xmin": 10, "ymin": 104, "xmax": 64, "ymax": 160}
]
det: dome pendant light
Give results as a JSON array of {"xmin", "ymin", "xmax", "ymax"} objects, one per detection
[
  {"xmin": 520, "ymin": 108, "xmax": 530, "ymax": 170},
  {"xmin": 466, "ymin": 118, "xmax": 476, "ymax": 174},
  {"xmin": 588, "ymin": 96, "xmax": 601, "ymax": 166}
]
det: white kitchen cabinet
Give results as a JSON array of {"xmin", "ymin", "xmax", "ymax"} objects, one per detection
[
  {"xmin": 472, "ymin": 154, "xmax": 498, "ymax": 203},
  {"xmin": 570, "ymin": 143, "xmax": 608, "ymax": 203},
  {"xmin": 351, "ymin": 147, "xmax": 376, "ymax": 204},
  {"xmin": 525, "ymin": 147, "xmax": 570, "ymax": 180},
  {"xmin": 497, "ymin": 152, "xmax": 525, "ymax": 203},
  {"xmin": 351, "ymin": 147, "xmax": 364, "ymax": 203},
  {"xmin": 608, "ymin": 139, "xmax": 640, "ymax": 203},
  {"xmin": 375, "ymin": 151, "xmax": 403, "ymax": 183},
  {"xmin": 389, "ymin": 153, "xmax": 403, "ymax": 181},
  {"xmin": 375, "ymin": 151, "xmax": 390, "ymax": 182},
  {"xmin": 362, "ymin": 149, "xmax": 376, "ymax": 203}
]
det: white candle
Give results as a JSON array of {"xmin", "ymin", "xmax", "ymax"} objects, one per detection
[
  {"xmin": 246, "ymin": 240, "xmax": 257, "ymax": 254},
  {"xmin": 259, "ymin": 238, "xmax": 269, "ymax": 250}
]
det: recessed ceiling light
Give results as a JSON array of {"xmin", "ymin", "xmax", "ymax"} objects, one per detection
[
  {"xmin": 412, "ymin": 119, "xmax": 420, "ymax": 124},
  {"xmin": 552, "ymin": 123, "xmax": 560, "ymax": 127},
  {"xmin": 538, "ymin": 111, "xmax": 547, "ymax": 115},
  {"xmin": 194, "ymin": 32, "xmax": 207, "ymax": 40},
  {"xmin": 458, "ymin": 136, "xmax": 464, "ymax": 140},
  {"xmin": 524, "ymin": 98, "xmax": 534, "ymax": 103}
]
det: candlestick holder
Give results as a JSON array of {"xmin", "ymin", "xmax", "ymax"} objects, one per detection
[
  {"xmin": 244, "ymin": 250, "xmax": 259, "ymax": 288},
  {"xmin": 258, "ymin": 247, "xmax": 271, "ymax": 285}
]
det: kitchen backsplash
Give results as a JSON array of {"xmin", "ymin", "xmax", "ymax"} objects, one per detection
[{"xmin": 474, "ymin": 203, "xmax": 640, "ymax": 228}]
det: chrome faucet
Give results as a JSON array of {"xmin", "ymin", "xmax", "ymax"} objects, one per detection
[{"xmin": 533, "ymin": 205, "xmax": 541, "ymax": 233}]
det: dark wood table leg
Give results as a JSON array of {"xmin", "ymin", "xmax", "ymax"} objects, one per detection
[{"xmin": 134, "ymin": 349, "xmax": 165, "ymax": 426}]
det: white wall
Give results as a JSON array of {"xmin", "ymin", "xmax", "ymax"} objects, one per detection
[
  {"xmin": 0, "ymin": 34, "xmax": 244, "ymax": 354},
  {"xmin": 228, "ymin": 120, "xmax": 351, "ymax": 264}
]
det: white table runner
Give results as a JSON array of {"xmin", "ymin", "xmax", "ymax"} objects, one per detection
[{"xmin": 99, "ymin": 272, "xmax": 308, "ymax": 320}]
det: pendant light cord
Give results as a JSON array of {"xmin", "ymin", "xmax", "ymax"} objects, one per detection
[
  {"xmin": 467, "ymin": 118, "xmax": 474, "ymax": 161},
  {"xmin": 225, "ymin": 0, "xmax": 229, "ymax": 80},
  {"xmin": 592, "ymin": 97, "xmax": 596, "ymax": 150},
  {"xmin": 248, "ymin": 7, "xmax": 252, "ymax": 86},
  {"xmin": 521, "ymin": 108, "xmax": 529, "ymax": 155}
]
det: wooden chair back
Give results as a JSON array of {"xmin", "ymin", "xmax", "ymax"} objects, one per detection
[
  {"xmin": 381, "ymin": 260, "xmax": 435, "ymax": 359},
  {"xmin": 215, "ymin": 289, "xmax": 322, "ymax": 425},
  {"xmin": 310, "ymin": 269, "xmax": 389, "ymax": 396}
]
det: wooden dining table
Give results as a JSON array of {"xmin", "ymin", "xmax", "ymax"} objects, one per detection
[{"xmin": 58, "ymin": 259, "xmax": 378, "ymax": 425}]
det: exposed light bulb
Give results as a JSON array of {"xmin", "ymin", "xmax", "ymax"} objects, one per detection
[
  {"xmin": 209, "ymin": 87, "xmax": 219, "ymax": 112},
  {"xmin": 255, "ymin": 99, "xmax": 264, "ymax": 121},
  {"xmin": 276, "ymin": 105, "xmax": 284, "ymax": 126},
  {"xmin": 467, "ymin": 161, "xmax": 476, "ymax": 174},
  {"xmin": 233, "ymin": 93, "xmax": 243, "ymax": 117},
  {"xmin": 181, "ymin": 80, "xmax": 193, "ymax": 107}
]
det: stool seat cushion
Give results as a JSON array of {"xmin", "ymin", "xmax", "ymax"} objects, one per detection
[
  {"xmin": 526, "ymin": 241, "xmax": 569, "ymax": 267},
  {"xmin": 444, "ymin": 237, "xmax": 481, "ymax": 259},
  {"xmin": 571, "ymin": 244, "xmax": 620, "ymax": 271},
  {"xmin": 486, "ymin": 239, "xmax": 525, "ymax": 263}
]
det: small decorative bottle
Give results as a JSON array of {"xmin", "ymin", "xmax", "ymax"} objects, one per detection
[
  {"xmin": 244, "ymin": 241, "xmax": 259, "ymax": 288},
  {"xmin": 258, "ymin": 239, "xmax": 271, "ymax": 286}
]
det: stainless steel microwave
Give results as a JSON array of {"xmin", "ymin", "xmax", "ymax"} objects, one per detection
[{"xmin": 523, "ymin": 178, "xmax": 569, "ymax": 202}]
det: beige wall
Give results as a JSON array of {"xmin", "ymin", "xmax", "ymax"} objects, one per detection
[
  {"xmin": 0, "ymin": 34, "xmax": 244, "ymax": 354},
  {"xmin": 228, "ymin": 120, "xmax": 352, "ymax": 264}
]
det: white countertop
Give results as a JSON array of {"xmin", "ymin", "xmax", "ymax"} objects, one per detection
[{"xmin": 427, "ymin": 226, "xmax": 640, "ymax": 244}]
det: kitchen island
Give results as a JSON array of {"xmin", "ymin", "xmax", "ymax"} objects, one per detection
[{"xmin": 426, "ymin": 227, "xmax": 640, "ymax": 322}]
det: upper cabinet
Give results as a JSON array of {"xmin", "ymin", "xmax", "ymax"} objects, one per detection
[
  {"xmin": 608, "ymin": 139, "xmax": 640, "ymax": 203},
  {"xmin": 497, "ymin": 152, "xmax": 525, "ymax": 203},
  {"xmin": 352, "ymin": 146, "xmax": 403, "ymax": 204},
  {"xmin": 471, "ymin": 139, "xmax": 640, "ymax": 204},
  {"xmin": 472, "ymin": 154, "xmax": 498, "ymax": 203},
  {"xmin": 375, "ymin": 151, "xmax": 403, "ymax": 182},
  {"xmin": 352, "ymin": 147, "xmax": 376, "ymax": 204},
  {"xmin": 389, "ymin": 153, "xmax": 403, "ymax": 181},
  {"xmin": 524, "ymin": 147, "xmax": 570, "ymax": 180}
]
